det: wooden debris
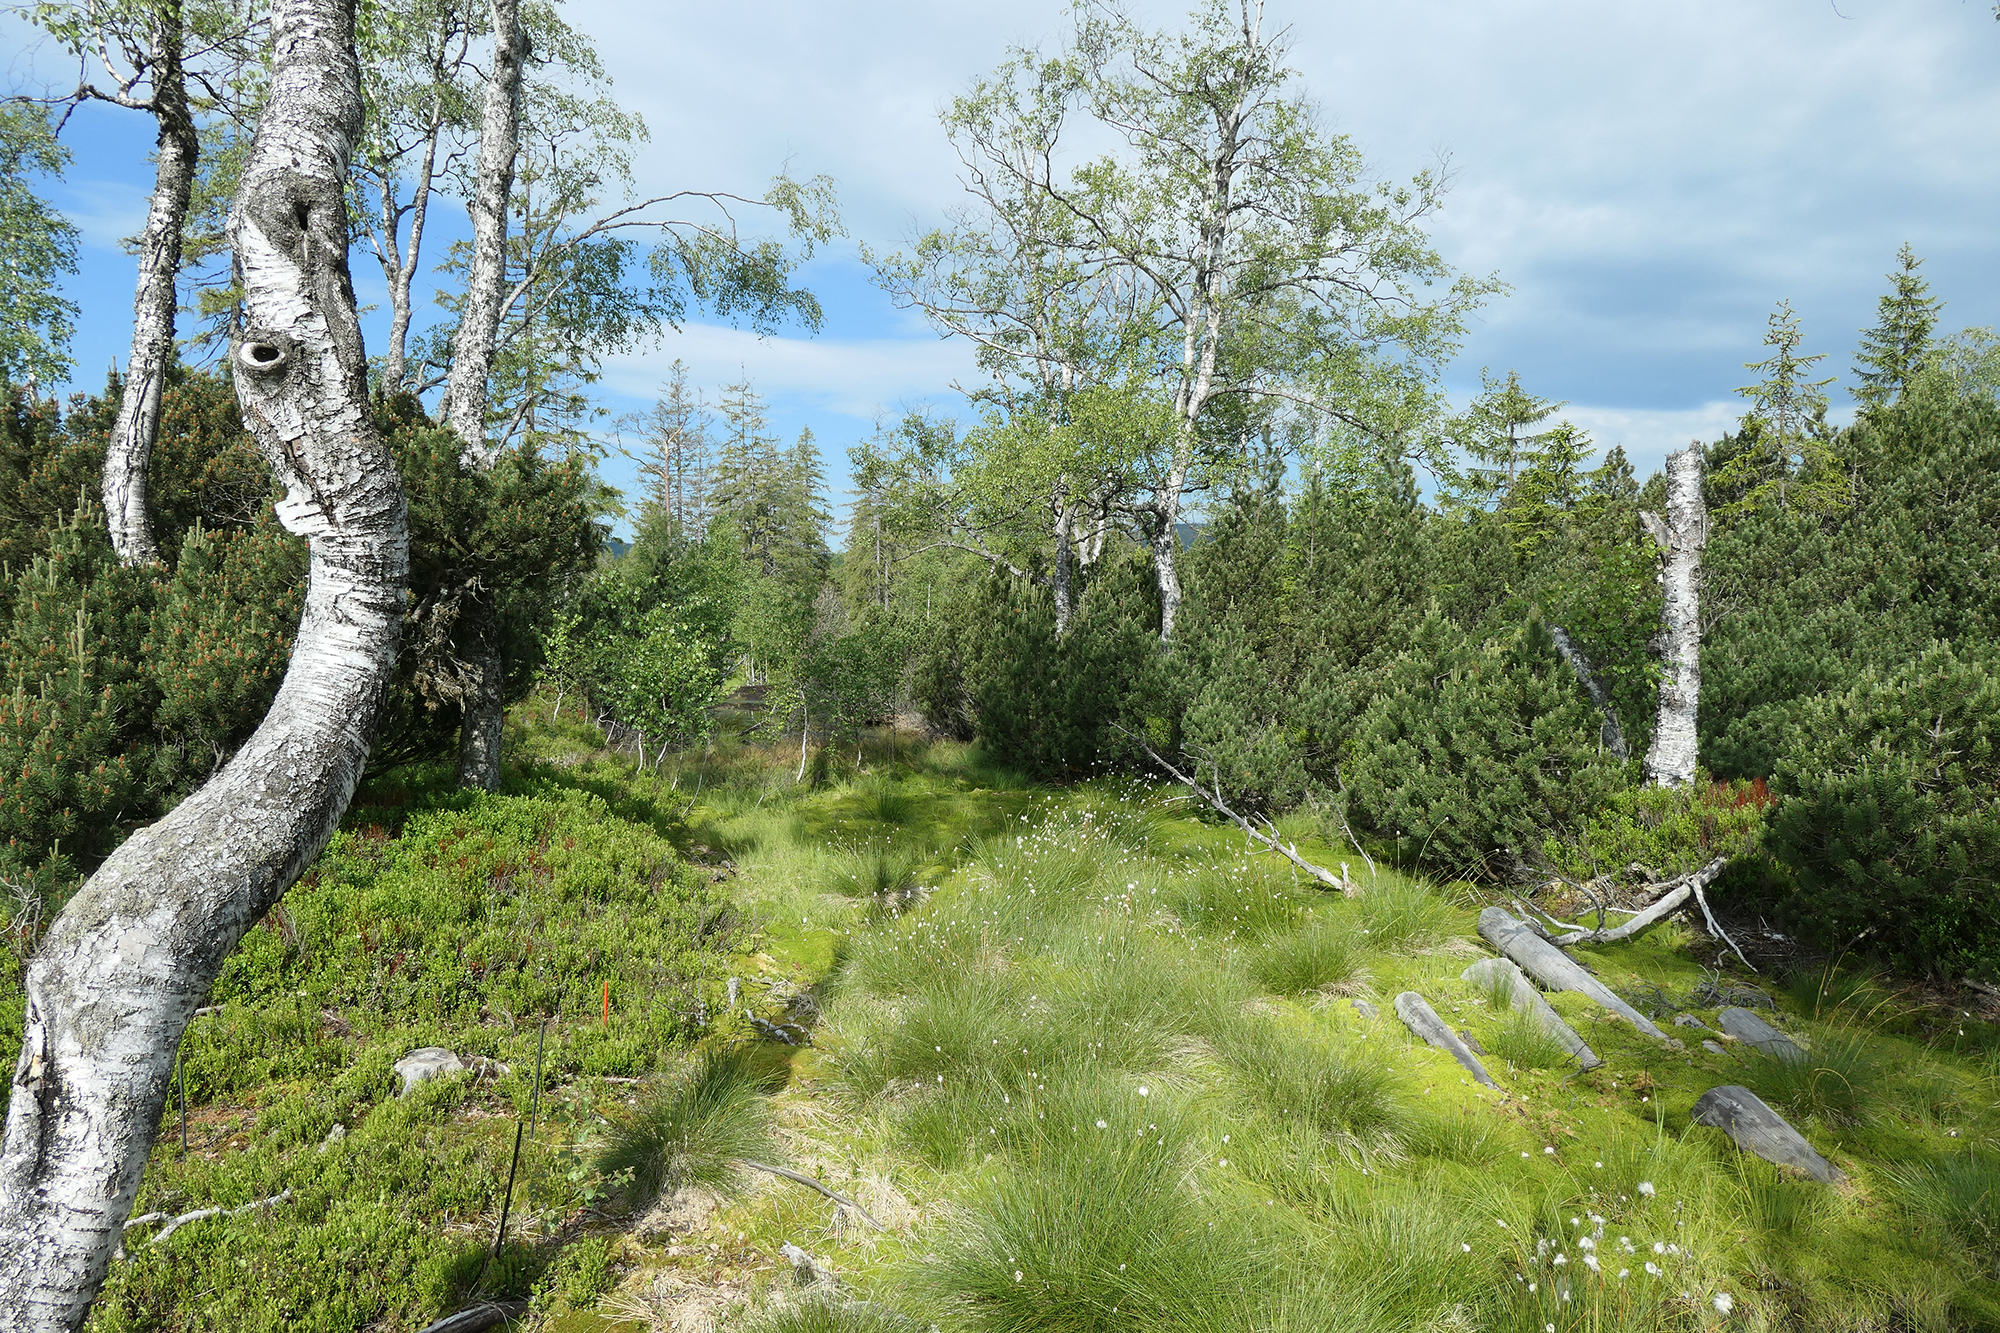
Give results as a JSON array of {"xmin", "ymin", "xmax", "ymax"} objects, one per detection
[
  {"xmin": 1549, "ymin": 857, "xmax": 1730, "ymax": 948},
  {"xmin": 1717, "ymin": 1007, "xmax": 1806, "ymax": 1061},
  {"xmin": 1692, "ymin": 1084, "xmax": 1842, "ymax": 1183},
  {"xmin": 1394, "ymin": 992, "xmax": 1501, "ymax": 1090},
  {"xmin": 740, "ymin": 1159, "xmax": 885, "ymax": 1229},
  {"xmin": 1461, "ymin": 957, "xmax": 1603, "ymax": 1070},
  {"xmin": 781, "ymin": 1241, "xmax": 833, "ymax": 1286},
  {"xmin": 415, "ymin": 1301, "xmax": 528, "ymax": 1333},
  {"xmin": 1477, "ymin": 907, "xmax": 1668, "ymax": 1040}
]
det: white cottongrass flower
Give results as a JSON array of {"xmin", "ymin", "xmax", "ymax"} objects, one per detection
[
  {"xmin": 1638, "ymin": 1181, "xmax": 1656, "ymax": 1196},
  {"xmin": 1095, "ymin": 1119, "xmax": 1108, "ymax": 1129},
  {"xmin": 1578, "ymin": 1237, "xmax": 1595, "ymax": 1251},
  {"xmin": 1137, "ymin": 1086, "xmax": 1149, "ymax": 1097},
  {"xmin": 1653, "ymin": 1242, "xmax": 1666, "ymax": 1254},
  {"xmin": 1618, "ymin": 1269, "xmax": 1631, "ymax": 1279},
  {"xmin": 1553, "ymin": 1253, "xmax": 1568, "ymax": 1266},
  {"xmin": 1582, "ymin": 1255, "xmax": 1601, "ymax": 1273},
  {"xmin": 1461, "ymin": 1243, "xmax": 1472, "ymax": 1253},
  {"xmin": 1645, "ymin": 1262, "xmax": 1663, "ymax": 1277},
  {"xmin": 1715, "ymin": 1292, "xmax": 1735, "ymax": 1314},
  {"xmin": 1496, "ymin": 1220, "xmax": 1509, "ymax": 1228}
]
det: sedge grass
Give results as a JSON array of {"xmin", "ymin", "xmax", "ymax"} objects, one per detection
[
  {"xmin": 593, "ymin": 1046, "xmax": 775, "ymax": 1202},
  {"xmin": 1252, "ymin": 916, "xmax": 1365, "ymax": 996}
]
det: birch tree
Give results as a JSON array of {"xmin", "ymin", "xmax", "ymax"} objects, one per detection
[
  {"xmin": 871, "ymin": 51, "xmax": 1152, "ymax": 635},
  {"xmin": 1642, "ymin": 445, "xmax": 1706, "ymax": 787},
  {"xmin": 351, "ymin": 0, "xmax": 478, "ymax": 390},
  {"xmin": 0, "ymin": 105, "xmax": 81, "ymax": 391},
  {"xmin": 1065, "ymin": 0, "xmax": 1495, "ymax": 640},
  {"xmin": 11, "ymin": 0, "xmax": 264, "ymax": 565},
  {"xmin": 0, "ymin": 0, "xmax": 406, "ymax": 1322}
]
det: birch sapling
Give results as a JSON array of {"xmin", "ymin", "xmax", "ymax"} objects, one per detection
[{"xmin": 0, "ymin": 0, "xmax": 407, "ymax": 1323}]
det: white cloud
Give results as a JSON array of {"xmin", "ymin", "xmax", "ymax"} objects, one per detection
[
  {"xmin": 1557, "ymin": 402, "xmax": 1740, "ymax": 478},
  {"xmin": 598, "ymin": 322, "xmax": 979, "ymax": 424}
]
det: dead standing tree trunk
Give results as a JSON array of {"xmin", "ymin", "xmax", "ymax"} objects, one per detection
[
  {"xmin": 0, "ymin": 0, "xmax": 407, "ymax": 1324},
  {"xmin": 442, "ymin": 0, "xmax": 524, "ymax": 791},
  {"xmin": 1641, "ymin": 445, "xmax": 1708, "ymax": 787},
  {"xmin": 102, "ymin": 6, "xmax": 199, "ymax": 568}
]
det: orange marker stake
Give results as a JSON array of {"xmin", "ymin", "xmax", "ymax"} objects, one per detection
[{"xmin": 602, "ymin": 979, "xmax": 610, "ymax": 1027}]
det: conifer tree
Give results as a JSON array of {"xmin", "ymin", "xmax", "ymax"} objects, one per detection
[
  {"xmin": 1451, "ymin": 369, "xmax": 1562, "ymax": 509},
  {"xmin": 1853, "ymin": 243, "xmax": 1943, "ymax": 413},
  {"xmin": 624, "ymin": 359, "xmax": 712, "ymax": 536},
  {"xmin": 1713, "ymin": 300, "xmax": 1844, "ymax": 515}
]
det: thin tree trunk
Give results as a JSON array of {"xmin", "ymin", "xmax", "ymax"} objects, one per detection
[
  {"xmin": 443, "ymin": 0, "xmax": 523, "ymax": 789},
  {"xmin": 442, "ymin": 0, "xmax": 523, "ymax": 461},
  {"xmin": 1052, "ymin": 494, "xmax": 1075, "ymax": 637},
  {"xmin": 1549, "ymin": 624, "xmax": 1629, "ymax": 760},
  {"xmin": 103, "ymin": 11, "xmax": 197, "ymax": 568},
  {"xmin": 453, "ymin": 594, "xmax": 503, "ymax": 790},
  {"xmin": 0, "ymin": 2, "xmax": 405, "ymax": 1325},
  {"xmin": 380, "ymin": 112, "xmax": 441, "ymax": 388},
  {"xmin": 1150, "ymin": 465, "xmax": 1189, "ymax": 643},
  {"xmin": 1641, "ymin": 446, "xmax": 1708, "ymax": 787}
]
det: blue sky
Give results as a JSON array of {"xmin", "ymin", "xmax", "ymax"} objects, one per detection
[{"xmin": 14, "ymin": 0, "xmax": 2000, "ymax": 537}]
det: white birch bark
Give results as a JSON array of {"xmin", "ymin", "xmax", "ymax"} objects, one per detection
[
  {"xmin": 1641, "ymin": 446, "xmax": 1708, "ymax": 787},
  {"xmin": 0, "ymin": 1, "xmax": 406, "ymax": 1324},
  {"xmin": 441, "ymin": 0, "xmax": 523, "ymax": 462},
  {"xmin": 377, "ymin": 113, "xmax": 441, "ymax": 389},
  {"xmin": 102, "ymin": 14, "xmax": 197, "ymax": 568},
  {"xmin": 1052, "ymin": 493, "xmax": 1076, "ymax": 637}
]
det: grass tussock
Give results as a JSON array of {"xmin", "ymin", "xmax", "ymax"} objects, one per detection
[
  {"xmin": 1252, "ymin": 916, "xmax": 1365, "ymax": 996},
  {"xmin": 593, "ymin": 1046, "xmax": 775, "ymax": 1201}
]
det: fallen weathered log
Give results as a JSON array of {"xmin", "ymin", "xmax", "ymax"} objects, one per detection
[
  {"xmin": 1692, "ymin": 1084, "xmax": 1842, "ymax": 1183},
  {"xmin": 1461, "ymin": 958, "xmax": 1603, "ymax": 1070},
  {"xmin": 414, "ymin": 1300, "xmax": 529, "ymax": 1333},
  {"xmin": 1550, "ymin": 857, "xmax": 1730, "ymax": 947},
  {"xmin": 1394, "ymin": 992, "xmax": 1501, "ymax": 1089},
  {"xmin": 1477, "ymin": 907, "xmax": 1668, "ymax": 1040},
  {"xmin": 1717, "ymin": 1007, "xmax": 1805, "ymax": 1062}
]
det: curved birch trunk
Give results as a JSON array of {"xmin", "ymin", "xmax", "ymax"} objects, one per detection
[
  {"xmin": 1641, "ymin": 446, "xmax": 1708, "ymax": 787},
  {"xmin": 442, "ymin": 0, "xmax": 523, "ymax": 461},
  {"xmin": 103, "ymin": 14, "xmax": 197, "ymax": 568},
  {"xmin": 0, "ymin": 1, "xmax": 406, "ymax": 1324},
  {"xmin": 1549, "ymin": 624, "xmax": 1628, "ymax": 760}
]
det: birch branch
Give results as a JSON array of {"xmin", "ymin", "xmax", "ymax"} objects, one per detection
[
  {"xmin": 122, "ymin": 1189, "xmax": 293, "ymax": 1249},
  {"xmin": 738, "ymin": 1160, "xmax": 884, "ymax": 1229},
  {"xmin": 1551, "ymin": 856, "xmax": 1730, "ymax": 947},
  {"xmin": 1116, "ymin": 727, "xmax": 1353, "ymax": 895}
]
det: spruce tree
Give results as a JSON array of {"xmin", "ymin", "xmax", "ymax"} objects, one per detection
[
  {"xmin": 1451, "ymin": 369, "xmax": 1563, "ymax": 509},
  {"xmin": 1853, "ymin": 243, "xmax": 1943, "ymax": 413},
  {"xmin": 1714, "ymin": 300, "xmax": 1844, "ymax": 515}
]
